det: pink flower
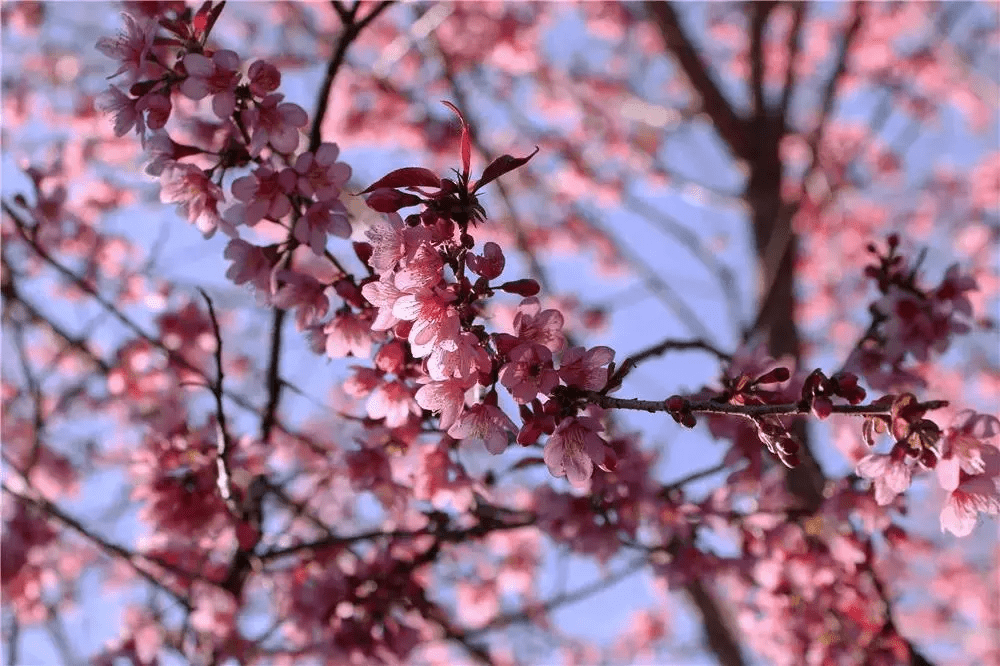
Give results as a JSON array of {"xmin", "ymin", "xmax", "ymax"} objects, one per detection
[
  {"xmin": 364, "ymin": 213, "xmax": 433, "ymax": 275},
  {"xmin": 448, "ymin": 401, "xmax": 517, "ymax": 454},
  {"xmin": 513, "ymin": 297, "xmax": 565, "ymax": 352},
  {"xmin": 467, "ymin": 241, "xmax": 505, "ymax": 280},
  {"xmin": 180, "ymin": 50, "xmax": 241, "ymax": 119},
  {"xmin": 856, "ymin": 449, "xmax": 912, "ymax": 505},
  {"xmin": 344, "ymin": 366, "xmax": 382, "ymax": 397},
  {"xmin": 499, "ymin": 343, "xmax": 560, "ymax": 403},
  {"xmin": 294, "ymin": 143, "xmax": 352, "ymax": 202},
  {"xmin": 543, "ymin": 415, "xmax": 612, "ymax": 487},
  {"xmin": 940, "ymin": 475, "xmax": 1000, "ymax": 537},
  {"xmin": 138, "ymin": 92, "xmax": 171, "ymax": 131},
  {"xmin": 367, "ymin": 379, "xmax": 420, "ymax": 428},
  {"xmin": 365, "ymin": 213, "xmax": 406, "ymax": 273},
  {"xmin": 246, "ymin": 59, "xmax": 281, "ymax": 98},
  {"xmin": 95, "ymin": 12, "xmax": 154, "ymax": 82},
  {"xmin": 2, "ymin": 499, "xmax": 57, "ymax": 586},
  {"xmin": 294, "ymin": 201, "xmax": 351, "ymax": 255},
  {"xmin": 558, "ymin": 345, "xmax": 615, "ymax": 390},
  {"xmin": 415, "ymin": 378, "xmax": 472, "ymax": 430},
  {"xmin": 394, "ymin": 242, "xmax": 444, "ymax": 292},
  {"xmin": 427, "ymin": 331, "xmax": 491, "ymax": 381},
  {"xmin": 937, "ymin": 427, "xmax": 1000, "ymax": 492},
  {"xmin": 96, "ymin": 86, "xmax": 143, "ymax": 138},
  {"xmin": 323, "ymin": 312, "xmax": 372, "ymax": 358},
  {"xmin": 159, "ymin": 163, "xmax": 231, "ymax": 238},
  {"xmin": 243, "ymin": 93, "xmax": 308, "ymax": 156},
  {"xmin": 934, "ymin": 264, "xmax": 977, "ymax": 318},
  {"xmin": 392, "ymin": 288, "xmax": 461, "ymax": 358},
  {"xmin": 190, "ymin": 582, "xmax": 237, "ymax": 640},
  {"xmin": 271, "ymin": 271, "xmax": 330, "ymax": 330},
  {"xmin": 231, "ymin": 166, "xmax": 296, "ymax": 227},
  {"xmin": 361, "ymin": 274, "xmax": 405, "ymax": 331},
  {"xmin": 224, "ymin": 239, "xmax": 279, "ymax": 295}
]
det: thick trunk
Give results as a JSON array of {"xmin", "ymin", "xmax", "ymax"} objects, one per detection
[{"xmin": 745, "ymin": 118, "xmax": 825, "ymax": 510}]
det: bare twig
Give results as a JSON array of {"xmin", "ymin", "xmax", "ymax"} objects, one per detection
[
  {"xmin": 309, "ymin": 0, "xmax": 395, "ymax": 152},
  {"xmin": 1, "ymin": 482, "xmax": 193, "ymax": 611},
  {"xmin": 607, "ymin": 337, "xmax": 732, "ymax": 391},
  {"xmin": 198, "ymin": 289, "xmax": 239, "ymax": 518}
]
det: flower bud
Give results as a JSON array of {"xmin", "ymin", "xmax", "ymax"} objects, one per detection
[
  {"xmin": 498, "ymin": 279, "xmax": 540, "ymax": 297},
  {"xmin": 664, "ymin": 395, "xmax": 686, "ymax": 412}
]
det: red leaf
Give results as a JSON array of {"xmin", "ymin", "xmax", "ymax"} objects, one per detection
[
  {"xmin": 193, "ymin": 1, "xmax": 213, "ymax": 36},
  {"xmin": 359, "ymin": 167, "xmax": 441, "ymax": 194},
  {"xmin": 442, "ymin": 101, "xmax": 471, "ymax": 180},
  {"xmin": 204, "ymin": 1, "xmax": 227, "ymax": 38},
  {"xmin": 473, "ymin": 147, "xmax": 539, "ymax": 192},
  {"xmin": 498, "ymin": 279, "xmax": 540, "ymax": 297},
  {"xmin": 364, "ymin": 188, "xmax": 423, "ymax": 213}
]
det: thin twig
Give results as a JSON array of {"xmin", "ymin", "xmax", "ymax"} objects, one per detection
[
  {"xmin": 1, "ymin": 482, "xmax": 193, "ymax": 611},
  {"xmin": 198, "ymin": 289, "xmax": 239, "ymax": 517},
  {"xmin": 607, "ymin": 337, "xmax": 732, "ymax": 390}
]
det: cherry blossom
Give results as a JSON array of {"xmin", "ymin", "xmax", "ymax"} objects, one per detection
[
  {"xmin": 392, "ymin": 288, "xmax": 461, "ymax": 358},
  {"xmin": 246, "ymin": 59, "xmax": 281, "ymax": 98},
  {"xmin": 180, "ymin": 50, "xmax": 241, "ymax": 119},
  {"xmin": 856, "ymin": 448, "xmax": 913, "ymax": 506},
  {"xmin": 95, "ymin": 85, "xmax": 143, "ymax": 137},
  {"xmin": 498, "ymin": 342, "xmax": 560, "ymax": 403},
  {"xmin": 223, "ymin": 239, "xmax": 279, "ymax": 295},
  {"xmin": 8, "ymin": 3, "xmax": 997, "ymax": 665},
  {"xmin": 426, "ymin": 331, "xmax": 490, "ymax": 381},
  {"xmin": 323, "ymin": 311, "xmax": 373, "ymax": 359},
  {"xmin": 543, "ymin": 414, "xmax": 614, "ymax": 487},
  {"xmin": 512, "ymin": 296, "xmax": 565, "ymax": 352},
  {"xmin": 230, "ymin": 165, "xmax": 296, "ymax": 226},
  {"xmin": 367, "ymin": 379, "xmax": 421, "ymax": 428},
  {"xmin": 558, "ymin": 345, "xmax": 615, "ymax": 391},
  {"xmin": 467, "ymin": 241, "xmax": 505, "ymax": 280},
  {"xmin": 242, "ymin": 93, "xmax": 308, "ymax": 156},
  {"xmin": 95, "ymin": 12, "xmax": 154, "ymax": 83},
  {"xmin": 294, "ymin": 143, "xmax": 353, "ymax": 202},
  {"xmin": 271, "ymin": 271, "xmax": 330, "ymax": 330},
  {"xmin": 940, "ymin": 475, "xmax": 1000, "ymax": 537},
  {"xmin": 415, "ymin": 377, "xmax": 473, "ymax": 430},
  {"xmin": 448, "ymin": 397, "xmax": 517, "ymax": 455},
  {"xmin": 159, "ymin": 162, "xmax": 230, "ymax": 238},
  {"xmin": 294, "ymin": 200, "xmax": 351, "ymax": 255}
]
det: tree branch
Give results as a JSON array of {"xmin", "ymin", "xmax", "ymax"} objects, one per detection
[{"xmin": 645, "ymin": 1, "xmax": 750, "ymax": 159}]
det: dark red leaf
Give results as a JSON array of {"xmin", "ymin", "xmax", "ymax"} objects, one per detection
[
  {"xmin": 359, "ymin": 167, "xmax": 441, "ymax": 194},
  {"xmin": 364, "ymin": 188, "xmax": 424, "ymax": 213},
  {"xmin": 204, "ymin": 1, "xmax": 226, "ymax": 38},
  {"xmin": 497, "ymin": 279, "xmax": 540, "ymax": 297},
  {"xmin": 473, "ymin": 147, "xmax": 539, "ymax": 193},
  {"xmin": 193, "ymin": 1, "xmax": 213, "ymax": 36},
  {"xmin": 442, "ymin": 101, "xmax": 471, "ymax": 180}
]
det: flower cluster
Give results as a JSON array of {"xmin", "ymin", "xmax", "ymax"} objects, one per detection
[
  {"xmin": 847, "ymin": 234, "xmax": 978, "ymax": 390},
  {"xmin": 96, "ymin": 7, "xmax": 351, "ymax": 250},
  {"xmin": 6, "ymin": 3, "xmax": 994, "ymax": 666}
]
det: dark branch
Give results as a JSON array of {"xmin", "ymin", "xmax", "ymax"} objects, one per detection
[{"xmin": 645, "ymin": 1, "xmax": 750, "ymax": 159}]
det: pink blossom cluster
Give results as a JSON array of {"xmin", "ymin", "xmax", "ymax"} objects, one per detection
[
  {"xmin": 41, "ymin": 3, "xmax": 997, "ymax": 664},
  {"xmin": 96, "ymin": 8, "xmax": 351, "ymax": 247},
  {"xmin": 847, "ymin": 235, "xmax": 978, "ymax": 391}
]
